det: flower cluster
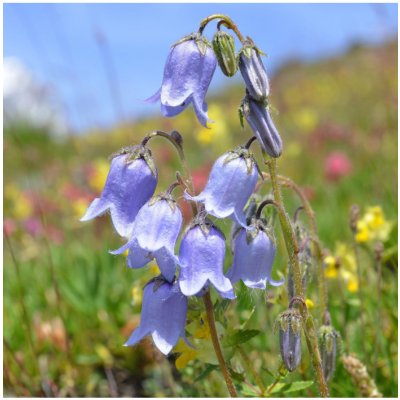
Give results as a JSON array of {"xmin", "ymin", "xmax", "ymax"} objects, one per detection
[
  {"xmin": 81, "ymin": 135, "xmax": 283, "ymax": 354},
  {"xmin": 148, "ymin": 26, "xmax": 283, "ymax": 158}
]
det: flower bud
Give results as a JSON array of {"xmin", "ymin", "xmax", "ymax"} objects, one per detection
[
  {"xmin": 277, "ymin": 309, "xmax": 302, "ymax": 372},
  {"xmin": 319, "ymin": 325, "xmax": 339, "ymax": 382},
  {"xmin": 239, "ymin": 44, "xmax": 269, "ymax": 101},
  {"xmin": 240, "ymin": 95, "xmax": 282, "ymax": 158},
  {"xmin": 212, "ymin": 30, "xmax": 237, "ymax": 77}
]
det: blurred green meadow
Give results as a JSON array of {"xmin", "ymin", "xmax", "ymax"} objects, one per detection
[{"xmin": 3, "ymin": 40, "xmax": 398, "ymax": 397}]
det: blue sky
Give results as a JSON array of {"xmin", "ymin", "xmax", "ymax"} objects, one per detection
[{"xmin": 4, "ymin": 3, "xmax": 398, "ymax": 133}]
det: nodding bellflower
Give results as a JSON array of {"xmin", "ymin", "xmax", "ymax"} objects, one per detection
[
  {"xmin": 81, "ymin": 147, "xmax": 157, "ymax": 237},
  {"xmin": 184, "ymin": 147, "xmax": 259, "ymax": 228},
  {"xmin": 241, "ymin": 95, "xmax": 283, "ymax": 158},
  {"xmin": 228, "ymin": 219, "xmax": 284, "ymax": 289},
  {"xmin": 110, "ymin": 194, "xmax": 182, "ymax": 282},
  {"xmin": 146, "ymin": 34, "xmax": 217, "ymax": 127},
  {"xmin": 125, "ymin": 278, "xmax": 188, "ymax": 355},
  {"xmin": 178, "ymin": 220, "xmax": 235, "ymax": 299},
  {"xmin": 239, "ymin": 43, "xmax": 270, "ymax": 101}
]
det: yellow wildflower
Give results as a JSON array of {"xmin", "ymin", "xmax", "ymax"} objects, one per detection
[
  {"xmin": 305, "ymin": 299, "xmax": 315, "ymax": 309},
  {"xmin": 196, "ymin": 104, "xmax": 228, "ymax": 148},
  {"xmin": 292, "ymin": 108, "xmax": 319, "ymax": 134},
  {"xmin": 89, "ymin": 159, "xmax": 109, "ymax": 193},
  {"xmin": 72, "ymin": 198, "xmax": 89, "ymax": 219},
  {"xmin": 5, "ymin": 184, "xmax": 33, "ymax": 220},
  {"xmin": 174, "ymin": 339, "xmax": 198, "ymax": 370},
  {"xmin": 324, "ymin": 243, "xmax": 358, "ymax": 292},
  {"xmin": 324, "ymin": 255, "xmax": 338, "ymax": 278},
  {"xmin": 355, "ymin": 206, "xmax": 393, "ymax": 243}
]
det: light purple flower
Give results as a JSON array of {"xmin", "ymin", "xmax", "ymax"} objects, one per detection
[
  {"xmin": 125, "ymin": 279, "xmax": 188, "ymax": 355},
  {"xmin": 178, "ymin": 223, "xmax": 235, "ymax": 299},
  {"xmin": 184, "ymin": 148, "xmax": 259, "ymax": 228},
  {"xmin": 228, "ymin": 226, "xmax": 284, "ymax": 289},
  {"xmin": 146, "ymin": 34, "xmax": 217, "ymax": 127},
  {"xmin": 110, "ymin": 196, "xmax": 182, "ymax": 282},
  {"xmin": 241, "ymin": 95, "xmax": 283, "ymax": 158},
  {"xmin": 81, "ymin": 149, "xmax": 157, "ymax": 237},
  {"xmin": 239, "ymin": 45, "xmax": 270, "ymax": 101}
]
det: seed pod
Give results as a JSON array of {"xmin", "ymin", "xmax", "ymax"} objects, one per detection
[
  {"xmin": 212, "ymin": 30, "xmax": 237, "ymax": 77},
  {"xmin": 277, "ymin": 309, "xmax": 302, "ymax": 372},
  {"xmin": 319, "ymin": 325, "xmax": 339, "ymax": 382}
]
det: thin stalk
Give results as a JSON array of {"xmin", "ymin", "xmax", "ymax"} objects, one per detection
[
  {"xmin": 263, "ymin": 172, "xmax": 328, "ymax": 321},
  {"xmin": 238, "ymin": 347, "xmax": 265, "ymax": 395},
  {"xmin": 372, "ymin": 242, "xmax": 384, "ymax": 379},
  {"xmin": 199, "ymin": 14, "xmax": 246, "ymax": 44},
  {"xmin": 203, "ymin": 290, "xmax": 238, "ymax": 397},
  {"xmin": 266, "ymin": 159, "xmax": 329, "ymax": 397},
  {"xmin": 265, "ymin": 363, "xmax": 284, "ymax": 396}
]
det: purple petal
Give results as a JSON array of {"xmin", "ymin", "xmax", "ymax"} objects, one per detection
[
  {"xmin": 133, "ymin": 199, "xmax": 183, "ymax": 253},
  {"xmin": 154, "ymin": 247, "xmax": 178, "ymax": 283},
  {"xmin": 145, "ymin": 88, "xmax": 161, "ymax": 104},
  {"xmin": 81, "ymin": 155, "xmax": 157, "ymax": 237}
]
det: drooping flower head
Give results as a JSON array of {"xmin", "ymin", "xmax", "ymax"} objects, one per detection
[
  {"xmin": 239, "ymin": 41, "xmax": 270, "ymax": 101},
  {"xmin": 319, "ymin": 322, "xmax": 340, "ymax": 383},
  {"xmin": 125, "ymin": 277, "xmax": 188, "ymax": 355},
  {"xmin": 81, "ymin": 146, "xmax": 157, "ymax": 237},
  {"xmin": 147, "ymin": 33, "xmax": 217, "ymax": 127},
  {"xmin": 241, "ymin": 95, "xmax": 283, "ymax": 158},
  {"xmin": 184, "ymin": 146, "xmax": 259, "ymax": 228},
  {"xmin": 110, "ymin": 192, "xmax": 183, "ymax": 282},
  {"xmin": 228, "ymin": 215, "xmax": 284, "ymax": 290},
  {"xmin": 178, "ymin": 217, "xmax": 234, "ymax": 299},
  {"xmin": 277, "ymin": 309, "xmax": 302, "ymax": 372}
]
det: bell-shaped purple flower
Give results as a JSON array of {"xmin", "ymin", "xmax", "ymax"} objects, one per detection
[
  {"xmin": 146, "ymin": 34, "xmax": 217, "ymax": 127},
  {"xmin": 241, "ymin": 95, "xmax": 283, "ymax": 158},
  {"xmin": 111, "ymin": 195, "xmax": 182, "ymax": 282},
  {"xmin": 184, "ymin": 148, "xmax": 259, "ymax": 228},
  {"xmin": 80, "ymin": 147, "xmax": 157, "ymax": 237},
  {"xmin": 125, "ymin": 278, "xmax": 188, "ymax": 355},
  {"xmin": 178, "ymin": 222, "xmax": 234, "ymax": 299},
  {"xmin": 239, "ymin": 44, "xmax": 270, "ymax": 101},
  {"xmin": 228, "ymin": 225, "xmax": 284, "ymax": 290}
]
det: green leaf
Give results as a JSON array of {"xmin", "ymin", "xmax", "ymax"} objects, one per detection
[
  {"xmin": 270, "ymin": 380, "xmax": 314, "ymax": 394},
  {"xmin": 240, "ymin": 384, "xmax": 260, "ymax": 397},
  {"xmin": 223, "ymin": 329, "xmax": 260, "ymax": 347},
  {"xmin": 194, "ymin": 364, "xmax": 218, "ymax": 382}
]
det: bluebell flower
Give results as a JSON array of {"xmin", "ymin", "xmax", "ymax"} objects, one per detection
[
  {"xmin": 184, "ymin": 147, "xmax": 259, "ymax": 228},
  {"xmin": 147, "ymin": 33, "xmax": 217, "ymax": 127},
  {"xmin": 241, "ymin": 95, "xmax": 283, "ymax": 158},
  {"xmin": 239, "ymin": 43, "xmax": 269, "ymax": 101},
  {"xmin": 125, "ymin": 278, "xmax": 188, "ymax": 355},
  {"xmin": 110, "ymin": 194, "xmax": 182, "ymax": 282},
  {"xmin": 178, "ymin": 221, "xmax": 234, "ymax": 299},
  {"xmin": 228, "ymin": 221, "xmax": 284, "ymax": 290},
  {"xmin": 81, "ymin": 146, "xmax": 157, "ymax": 237}
]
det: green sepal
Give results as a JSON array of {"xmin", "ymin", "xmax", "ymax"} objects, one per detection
[{"xmin": 212, "ymin": 30, "xmax": 237, "ymax": 77}]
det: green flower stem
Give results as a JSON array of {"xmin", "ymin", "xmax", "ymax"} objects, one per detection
[
  {"xmin": 266, "ymin": 159, "xmax": 329, "ymax": 398},
  {"xmin": 262, "ymin": 172, "xmax": 328, "ymax": 323},
  {"xmin": 199, "ymin": 14, "xmax": 246, "ymax": 44},
  {"xmin": 203, "ymin": 290, "xmax": 238, "ymax": 397},
  {"xmin": 238, "ymin": 346, "xmax": 266, "ymax": 395}
]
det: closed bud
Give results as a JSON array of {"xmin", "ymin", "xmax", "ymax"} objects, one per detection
[
  {"xmin": 239, "ymin": 43, "xmax": 269, "ymax": 101},
  {"xmin": 241, "ymin": 95, "xmax": 283, "ymax": 158},
  {"xmin": 212, "ymin": 30, "xmax": 237, "ymax": 77},
  {"xmin": 319, "ymin": 324, "xmax": 340, "ymax": 382},
  {"xmin": 277, "ymin": 309, "xmax": 302, "ymax": 372}
]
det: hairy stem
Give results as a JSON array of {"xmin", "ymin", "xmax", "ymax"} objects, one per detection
[
  {"xmin": 262, "ymin": 172, "xmax": 328, "ymax": 322},
  {"xmin": 203, "ymin": 291, "xmax": 238, "ymax": 397},
  {"xmin": 266, "ymin": 159, "xmax": 329, "ymax": 397},
  {"xmin": 198, "ymin": 14, "xmax": 246, "ymax": 44}
]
